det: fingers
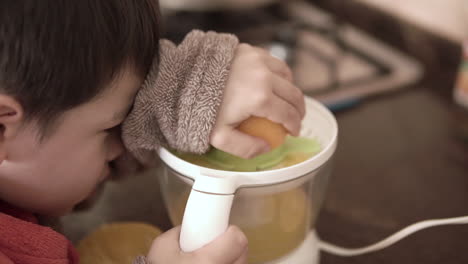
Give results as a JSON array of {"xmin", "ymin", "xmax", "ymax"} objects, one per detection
[
  {"xmin": 254, "ymin": 47, "xmax": 293, "ymax": 82},
  {"xmin": 271, "ymin": 74, "xmax": 305, "ymax": 119},
  {"xmin": 195, "ymin": 226, "xmax": 248, "ymax": 264},
  {"xmin": 254, "ymin": 94, "xmax": 302, "ymax": 137},
  {"xmin": 147, "ymin": 226, "xmax": 248, "ymax": 264},
  {"xmin": 147, "ymin": 227, "xmax": 182, "ymax": 263},
  {"xmin": 252, "ymin": 46, "xmax": 304, "ymax": 131},
  {"xmin": 211, "ymin": 43, "xmax": 304, "ymax": 159},
  {"xmin": 233, "ymin": 248, "xmax": 249, "ymax": 264},
  {"xmin": 211, "ymin": 126, "xmax": 271, "ymax": 158}
]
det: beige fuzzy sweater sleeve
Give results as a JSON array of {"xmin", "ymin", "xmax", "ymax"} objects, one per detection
[
  {"xmin": 121, "ymin": 30, "xmax": 239, "ymax": 166},
  {"xmin": 132, "ymin": 256, "xmax": 148, "ymax": 264}
]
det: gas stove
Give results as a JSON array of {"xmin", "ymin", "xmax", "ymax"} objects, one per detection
[{"xmin": 162, "ymin": 1, "xmax": 422, "ymax": 111}]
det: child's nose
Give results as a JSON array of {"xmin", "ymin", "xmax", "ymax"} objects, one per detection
[{"xmin": 107, "ymin": 130, "xmax": 125, "ymax": 162}]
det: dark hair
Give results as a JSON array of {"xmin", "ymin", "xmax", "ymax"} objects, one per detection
[{"xmin": 0, "ymin": 0, "xmax": 160, "ymax": 130}]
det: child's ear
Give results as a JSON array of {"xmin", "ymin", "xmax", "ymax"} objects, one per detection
[{"xmin": 0, "ymin": 95, "xmax": 24, "ymax": 163}]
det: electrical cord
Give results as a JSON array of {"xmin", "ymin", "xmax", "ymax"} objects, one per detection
[{"xmin": 318, "ymin": 215, "xmax": 468, "ymax": 256}]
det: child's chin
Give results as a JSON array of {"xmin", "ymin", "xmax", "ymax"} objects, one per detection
[{"xmin": 73, "ymin": 182, "xmax": 106, "ymax": 212}]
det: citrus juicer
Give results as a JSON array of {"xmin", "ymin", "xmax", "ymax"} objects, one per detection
[
  {"xmin": 158, "ymin": 96, "xmax": 468, "ymax": 264},
  {"xmin": 158, "ymin": 96, "xmax": 337, "ymax": 263}
]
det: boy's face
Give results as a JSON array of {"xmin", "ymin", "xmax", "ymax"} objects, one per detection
[{"xmin": 0, "ymin": 66, "xmax": 143, "ymax": 216}]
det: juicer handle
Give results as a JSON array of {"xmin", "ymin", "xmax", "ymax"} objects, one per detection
[{"xmin": 179, "ymin": 176, "xmax": 236, "ymax": 252}]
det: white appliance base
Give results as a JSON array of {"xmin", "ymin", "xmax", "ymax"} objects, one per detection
[{"xmin": 268, "ymin": 230, "xmax": 320, "ymax": 264}]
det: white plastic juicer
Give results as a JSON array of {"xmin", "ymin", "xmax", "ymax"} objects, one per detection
[
  {"xmin": 157, "ymin": 96, "xmax": 468, "ymax": 264},
  {"xmin": 158, "ymin": 96, "xmax": 336, "ymax": 263}
]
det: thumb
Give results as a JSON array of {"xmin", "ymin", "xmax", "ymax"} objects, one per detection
[
  {"xmin": 194, "ymin": 226, "xmax": 248, "ymax": 264},
  {"xmin": 211, "ymin": 127, "xmax": 270, "ymax": 159},
  {"xmin": 147, "ymin": 227, "xmax": 182, "ymax": 263}
]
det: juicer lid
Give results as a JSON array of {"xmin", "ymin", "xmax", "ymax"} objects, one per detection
[{"xmin": 158, "ymin": 96, "xmax": 338, "ymax": 189}]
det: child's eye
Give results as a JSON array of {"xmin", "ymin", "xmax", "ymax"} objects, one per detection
[{"xmin": 104, "ymin": 125, "xmax": 120, "ymax": 133}]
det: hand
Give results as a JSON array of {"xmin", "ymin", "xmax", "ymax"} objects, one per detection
[
  {"xmin": 147, "ymin": 226, "xmax": 248, "ymax": 264},
  {"xmin": 210, "ymin": 43, "xmax": 305, "ymax": 159}
]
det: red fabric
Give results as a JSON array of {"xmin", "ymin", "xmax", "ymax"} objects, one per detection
[{"xmin": 0, "ymin": 201, "xmax": 79, "ymax": 264}]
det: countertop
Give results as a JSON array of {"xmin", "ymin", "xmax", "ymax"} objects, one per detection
[{"xmin": 318, "ymin": 87, "xmax": 468, "ymax": 264}]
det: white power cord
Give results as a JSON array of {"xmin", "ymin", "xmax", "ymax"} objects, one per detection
[{"xmin": 318, "ymin": 215, "xmax": 468, "ymax": 257}]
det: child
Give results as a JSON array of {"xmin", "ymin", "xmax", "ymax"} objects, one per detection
[{"xmin": 0, "ymin": 1, "xmax": 304, "ymax": 264}]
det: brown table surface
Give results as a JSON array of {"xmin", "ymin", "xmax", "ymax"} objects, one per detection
[{"xmin": 318, "ymin": 87, "xmax": 468, "ymax": 264}]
